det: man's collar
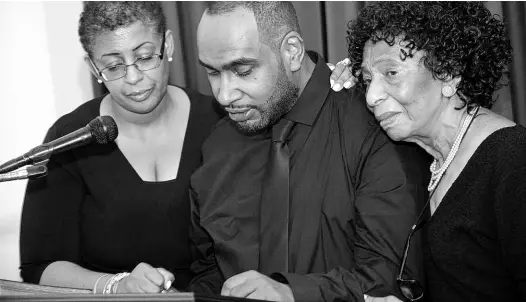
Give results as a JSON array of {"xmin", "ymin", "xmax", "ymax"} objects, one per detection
[{"xmin": 284, "ymin": 51, "xmax": 331, "ymax": 126}]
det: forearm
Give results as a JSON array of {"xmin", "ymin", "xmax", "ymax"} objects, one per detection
[
  {"xmin": 188, "ymin": 256, "xmax": 224, "ymax": 294},
  {"xmin": 40, "ymin": 261, "xmax": 110, "ymax": 292}
]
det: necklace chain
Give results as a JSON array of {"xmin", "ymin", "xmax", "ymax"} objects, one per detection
[{"xmin": 428, "ymin": 107, "xmax": 479, "ymax": 192}]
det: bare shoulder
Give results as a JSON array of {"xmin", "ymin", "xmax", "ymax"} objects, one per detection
[{"xmin": 472, "ymin": 108, "xmax": 515, "ymax": 141}]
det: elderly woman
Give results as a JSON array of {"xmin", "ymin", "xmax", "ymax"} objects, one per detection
[
  {"xmin": 341, "ymin": 2, "xmax": 526, "ymax": 301},
  {"xmin": 19, "ymin": 2, "xmax": 221, "ymax": 294}
]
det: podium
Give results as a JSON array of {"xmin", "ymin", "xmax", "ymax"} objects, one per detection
[{"xmin": 0, "ymin": 279, "xmax": 260, "ymax": 301}]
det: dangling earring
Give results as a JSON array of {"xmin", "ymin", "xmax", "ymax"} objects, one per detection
[
  {"xmin": 97, "ymin": 79, "xmax": 103, "ymax": 84},
  {"xmin": 442, "ymin": 85, "xmax": 454, "ymax": 97},
  {"xmin": 168, "ymin": 57, "xmax": 173, "ymax": 62}
]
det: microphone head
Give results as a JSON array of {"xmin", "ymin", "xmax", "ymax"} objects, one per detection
[{"xmin": 87, "ymin": 116, "xmax": 119, "ymax": 144}]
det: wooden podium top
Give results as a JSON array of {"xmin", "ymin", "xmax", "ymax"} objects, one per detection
[
  {"xmin": 0, "ymin": 279, "xmax": 263, "ymax": 302},
  {"xmin": 0, "ymin": 279, "xmax": 91, "ymax": 295}
]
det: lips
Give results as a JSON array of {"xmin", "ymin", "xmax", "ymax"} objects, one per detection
[
  {"xmin": 225, "ymin": 108, "xmax": 250, "ymax": 114},
  {"xmin": 225, "ymin": 108, "xmax": 254, "ymax": 123},
  {"xmin": 126, "ymin": 88, "xmax": 153, "ymax": 102},
  {"xmin": 376, "ymin": 111, "xmax": 401, "ymax": 128}
]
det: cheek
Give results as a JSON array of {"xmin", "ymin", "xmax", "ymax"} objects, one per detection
[
  {"xmin": 404, "ymin": 77, "xmax": 439, "ymax": 120},
  {"xmin": 387, "ymin": 75, "xmax": 433, "ymax": 118},
  {"xmin": 209, "ymin": 77, "xmax": 220, "ymax": 97},
  {"xmin": 149, "ymin": 65, "xmax": 168, "ymax": 85},
  {"xmin": 243, "ymin": 66, "xmax": 279, "ymax": 105},
  {"xmin": 104, "ymin": 82, "xmax": 123, "ymax": 96}
]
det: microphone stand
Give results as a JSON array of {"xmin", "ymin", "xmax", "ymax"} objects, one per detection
[{"xmin": 0, "ymin": 162, "xmax": 48, "ymax": 183}]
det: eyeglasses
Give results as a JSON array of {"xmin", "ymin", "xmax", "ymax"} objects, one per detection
[
  {"xmin": 397, "ymin": 189, "xmax": 436, "ymax": 301},
  {"xmin": 95, "ymin": 34, "xmax": 166, "ymax": 82}
]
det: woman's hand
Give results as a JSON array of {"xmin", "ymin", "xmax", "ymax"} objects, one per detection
[
  {"xmin": 365, "ymin": 295, "xmax": 404, "ymax": 302},
  {"xmin": 327, "ymin": 58, "xmax": 358, "ymax": 92},
  {"xmin": 116, "ymin": 262, "xmax": 174, "ymax": 293}
]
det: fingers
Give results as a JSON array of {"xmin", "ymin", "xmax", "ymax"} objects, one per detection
[
  {"xmin": 129, "ymin": 263, "xmax": 166, "ymax": 293},
  {"xmin": 369, "ymin": 295, "xmax": 404, "ymax": 302},
  {"xmin": 329, "ymin": 58, "xmax": 349, "ymax": 89},
  {"xmin": 223, "ymin": 272, "xmax": 293, "ymax": 302},
  {"xmin": 222, "ymin": 274, "xmax": 247, "ymax": 296},
  {"xmin": 386, "ymin": 295, "xmax": 403, "ymax": 302},
  {"xmin": 229, "ymin": 281, "xmax": 258, "ymax": 298},
  {"xmin": 156, "ymin": 267, "xmax": 175, "ymax": 290},
  {"xmin": 329, "ymin": 58, "xmax": 358, "ymax": 92},
  {"xmin": 246, "ymin": 291, "xmax": 268, "ymax": 300},
  {"xmin": 221, "ymin": 270, "xmax": 258, "ymax": 296},
  {"xmin": 142, "ymin": 269, "xmax": 165, "ymax": 293}
]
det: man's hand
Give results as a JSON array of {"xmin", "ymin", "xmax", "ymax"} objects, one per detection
[
  {"xmin": 116, "ymin": 262, "xmax": 175, "ymax": 293},
  {"xmin": 327, "ymin": 58, "xmax": 358, "ymax": 92},
  {"xmin": 365, "ymin": 295, "xmax": 404, "ymax": 302},
  {"xmin": 221, "ymin": 270, "xmax": 294, "ymax": 301}
]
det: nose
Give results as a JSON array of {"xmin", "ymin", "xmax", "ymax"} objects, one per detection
[
  {"xmin": 216, "ymin": 73, "xmax": 242, "ymax": 107},
  {"xmin": 123, "ymin": 64, "xmax": 143, "ymax": 85},
  {"xmin": 366, "ymin": 77, "xmax": 388, "ymax": 109}
]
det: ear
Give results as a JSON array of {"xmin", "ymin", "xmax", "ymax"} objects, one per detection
[
  {"xmin": 280, "ymin": 31, "xmax": 305, "ymax": 73},
  {"xmin": 441, "ymin": 75, "xmax": 462, "ymax": 98},
  {"xmin": 164, "ymin": 29, "xmax": 175, "ymax": 61},
  {"xmin": 84, "ymin": 56, "xmax": 103, "ymax": 82}
]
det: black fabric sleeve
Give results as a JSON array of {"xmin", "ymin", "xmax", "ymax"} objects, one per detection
[
  {"xmin": 19, "ymin": 121, "xmax": 86, "ymax": 283},
  {"xmin": 495, "ymin": 166, "xmax": 526, "ymax": 299},
  {"xmin": 187, "ymin": 186, "xmax": 225, "ymax": 294}
]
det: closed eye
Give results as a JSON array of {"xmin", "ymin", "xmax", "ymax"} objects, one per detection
[
  {"xmin": 105, "ymin": 64, "xmax": 124, "ymax": 72},
  {"xmin": 236, "ymin": 69, "xmax": 252, "ymax": 77},
  {"xmin": 137, "ymin": 56, "xmax": 155, "ymax": 62},
  {"xmin": 206, "ymin": 69, "xmax": 220, "ymax": 76},
  {"xmin": 234, "ymin": 66, "xmax": 253, "ymax": 78}
]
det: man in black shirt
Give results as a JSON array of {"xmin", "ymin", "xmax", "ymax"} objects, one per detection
[{"xmin": 189, "ymin": 2, "xmax": 430, "ymax": 301}]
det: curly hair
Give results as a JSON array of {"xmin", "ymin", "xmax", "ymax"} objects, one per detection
[
  {"xmin": 346, "ymin": 1, "xmax": 512, "ymax": 109},
  {"xmin": 78, "ymin": 1, "xmax": 166, "ymax": 58}
]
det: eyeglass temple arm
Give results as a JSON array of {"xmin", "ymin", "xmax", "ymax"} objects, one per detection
[
  {"xmin": 397, "ymin": 190, "xmax": 435, "ymax": 280},
  {"xmin": 397, "ymin": 224, "xmax": 415, "ymax": 280}
]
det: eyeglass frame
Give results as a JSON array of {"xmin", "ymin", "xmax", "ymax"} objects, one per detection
[
  {"xmin": 396, "ymin": 187, "xmax": 437, "ymax": 302},
  {"xmin": 88, "ymin": 33, "xmax": 166, "ymax": 82}
]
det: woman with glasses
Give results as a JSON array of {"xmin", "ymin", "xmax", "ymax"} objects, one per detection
[
  {"xmin": 337, "ymin": 2, "xmax": 526, "ymax": 301},
  {"xmin": 19, "ymin": 2, "xmax": 221, "ymax": 294}
]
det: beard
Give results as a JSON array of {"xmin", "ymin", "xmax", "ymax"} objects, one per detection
[{"xmin": 233, "ymin": 64, "xmax": 299, "ymax": 134}]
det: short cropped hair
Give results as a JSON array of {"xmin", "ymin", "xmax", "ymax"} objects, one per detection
[
  {"xmin": 346, "ymin": 1, "xmax": 512, "ymax": 109},
  {"xmin": 78, "ymin": 1, "xmax": 167, "ymax": 58},
  {"xmin": 205, "ymin": 1, "xmax": 301, "ymax": 52}
]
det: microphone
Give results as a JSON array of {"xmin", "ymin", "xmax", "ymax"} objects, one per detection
[
  {"xmin": 0, "ymin": 116, "xmax": 118, "ymax": 174},
  {"xmin": 0, "ymin": 165, "xmax": 47, "ymax": 183}
]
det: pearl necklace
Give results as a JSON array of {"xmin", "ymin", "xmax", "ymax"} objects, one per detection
[{"xmin": 428, "ymin": 106, "xmax": 479, "ymax": 192}]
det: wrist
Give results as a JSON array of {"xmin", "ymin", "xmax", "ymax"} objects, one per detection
[
  {"xmin": 103, "ymin": 272, "xmax": 130, "ymax": 294},
  {"xmin": 113, "ymin": 273, "xmax": 130, "ymax": 294},
  {"xmin": 93, "ymin": 274, "xmax": 110, "ymax": 294}
]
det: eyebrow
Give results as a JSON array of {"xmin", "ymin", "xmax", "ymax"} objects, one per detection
[
  {"xmin": 362, "ymin": 53, "xmax": 402, "ymax": 68},
  {"xmin": 101, "ymin": 42, "xmax": 154, "ymax": 58},
  {"xmin": 199, "ymin": 57, "xmax": 260, "ymax": 71}
]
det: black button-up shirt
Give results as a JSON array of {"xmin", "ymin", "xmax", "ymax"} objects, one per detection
[{"xmin": 189, "ymin": 52, "xmax": 430, "ymax": 301}]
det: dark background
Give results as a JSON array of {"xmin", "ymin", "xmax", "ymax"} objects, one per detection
[{"xmin": 92, "ymin": 1, "xmax": 526, "ymax": 126}]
